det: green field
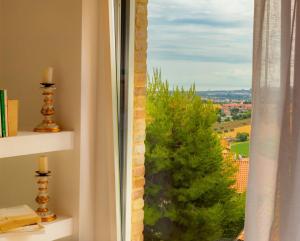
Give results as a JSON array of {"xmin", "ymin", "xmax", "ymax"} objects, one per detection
[{"xmin": 231, "ymin": 141, "xmax": 250, "ymax": 157}]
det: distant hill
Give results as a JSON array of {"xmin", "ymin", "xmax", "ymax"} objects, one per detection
[{"xmin": 196, "ymin": 89, "xmax": 252, "ymax": 102}]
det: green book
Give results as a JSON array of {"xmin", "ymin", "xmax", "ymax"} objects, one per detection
[
  {"xmin": 4, "ymin": 90, "xmax": 8, "ymax": 136},
  {"xmin": 0, "ymin": 90, "xmax": 6, "ymax": 137}
]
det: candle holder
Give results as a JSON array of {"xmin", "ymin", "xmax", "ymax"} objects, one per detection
[
  {"xmin": 34, "ymin": 83, "xmax": 60, "ymax": 132},
  {"xmin": 35, "ymin": 171, "xmax": 56, "ymax": 222}
]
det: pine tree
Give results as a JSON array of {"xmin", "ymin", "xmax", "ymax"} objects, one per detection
[{"xmin": 144, "ymin": 70, "xmax": 245, "ymax": 241}]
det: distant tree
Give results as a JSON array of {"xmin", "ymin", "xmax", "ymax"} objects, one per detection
[
  {"xmin": 236, "ymin": 132, "xmax": 249, "ymax": 142},
  {"xmin": 144, "ymin": 70, "xmax": 245, "ymax": 241},
  {"xmin": 232, "ymin": 114, "xmax": 240, "ymax": 120},
  {"xmin": 243, "ymin": 110, "xmax": 252, "ymax": 119},
  {"xmin": 232, "ymin": 111, "xmax": 251, "ymax": 120},
  {"xmin": 230, "ymin": 108, "xmax": 240, "ymax": 116},
  {"xmin": 216, "ymin": 109, "xmax": 222, "ymax": 123}
]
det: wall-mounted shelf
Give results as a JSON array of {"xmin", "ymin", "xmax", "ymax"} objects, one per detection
[
  {"xmin": 0, "ymin": 131, "xmax": 74, "ymax": 158},
  {"xmin": 0, "ymin": 216, "xmax": 73, "ymax": 241}
]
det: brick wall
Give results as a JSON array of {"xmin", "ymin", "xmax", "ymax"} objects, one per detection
[{"xmin": 132, "ymin": 0, "xmax": 148, "ymax": 240}]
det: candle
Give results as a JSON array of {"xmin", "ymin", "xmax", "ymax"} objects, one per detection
[
  {"xmin": 38, "ymin": 156, "xmax": 48, "ymax": 173},
  {"xmin": 43, "ymin": 67, "xmax": 54, "ymax": 83}
]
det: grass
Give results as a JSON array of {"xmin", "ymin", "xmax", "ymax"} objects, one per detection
[
  {"xmin": 231, "ymin": 141, "xmax": 249, "ymax": 157},
  {"xmin": 222, "ymin": 125, "xmax": 251, "ymax": 139},
  {"xmin": 214, "ymin": 118, "xmax": 251, "ymax": 131}
]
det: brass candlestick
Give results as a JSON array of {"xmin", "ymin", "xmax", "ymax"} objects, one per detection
[
  {"xmin": 34, "ymin": 83, "xmax": 60, "ymax": 132},
  {"xmin": 35, "ymin": 171, "xmax": 56, "ymax": 222}
]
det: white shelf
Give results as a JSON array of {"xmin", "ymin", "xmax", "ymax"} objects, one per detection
[
  {"xmin": 0, "ymin": 131, "xmax": 74, "ymax": 158},
  {"xmin": 0, "ymin": 216, "xmax": 73, "ymax": 241}
]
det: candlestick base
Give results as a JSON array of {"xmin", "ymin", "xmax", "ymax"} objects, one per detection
[
  {"xmin": 36, "ymin": 208, "xmax": 57, "ymax": 222},
  {"xmin": 34, "ymin": 121, "xmax": 61, "ymax": 133}
]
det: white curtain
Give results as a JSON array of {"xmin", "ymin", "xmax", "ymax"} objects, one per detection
[{"xmin": 245, "ymin": 0, "xmax": 300, "ymax": 240}]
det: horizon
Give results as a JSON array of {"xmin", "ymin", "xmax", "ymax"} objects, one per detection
[{"xmin": 147, "ymin": 0, "xmax": 254, "ymax": 91}]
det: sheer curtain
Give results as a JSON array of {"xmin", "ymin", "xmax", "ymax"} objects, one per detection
[{"xmin": 245, "ymin": 0, "xmax": 300, "ymax": 240}]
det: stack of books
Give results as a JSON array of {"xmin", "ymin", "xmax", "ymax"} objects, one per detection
[
  {"xmin": 0, "ymin": 89, "xmax": 18, "ymax": 137},
  {"xmin": 0, "ymin": 205, "xmax": 43, "ymax": 234}
]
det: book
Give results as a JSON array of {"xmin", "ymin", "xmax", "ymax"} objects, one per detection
[
  {"xmin": 0, "ymin": 223, "xmax": 44, "ymax": 237},
  {"xmin": 0, "ymin": 224, "xmax": 44, "ymax": 238},
  {"xmin": 0, "ymin": 205, "xmax": 41, "ymax": 233},
  {"xmin": 0, "ymin": 90, "xmax": 6, "ymax": 137},
  {"xmin": 7, "ymin": 100, "xmax": 18, "ymax": 136}
]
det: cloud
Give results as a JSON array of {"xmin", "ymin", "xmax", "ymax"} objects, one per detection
[
  {"xmin": 148, "ymin": 60, "xmax": 252, "ymax": 91},
  {"xmin": 147, "ymin": 0, "xmax": 254, "ymax": 90},
  {"xmin": 148, "ymin": 50, "xmax": 251, "ymax": 64},
  {"xmin": 150, "ymin": 17, "xmax": 248, "ymax": 28}
]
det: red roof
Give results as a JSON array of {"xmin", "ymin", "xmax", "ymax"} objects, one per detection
[
  {"xmin": 233, "ymin": 159, "xmax": 249, "ymax": 193},
  {"xmin": 236, "ymin": 230, "xmax": 245, "ymax": 240}
]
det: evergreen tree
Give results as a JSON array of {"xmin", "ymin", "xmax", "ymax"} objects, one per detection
[{"xmin": 144, "ymin": 70, "xmax": 245, "ymax": 241}]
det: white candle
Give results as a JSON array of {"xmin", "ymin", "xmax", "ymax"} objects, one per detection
[
  {"xmin": 43, "ymin": 67, "xmax": 54, "ymax": 83},
  {"xmin": 38, "ymin": 156, "xmax": 48, "ymax": 173}
]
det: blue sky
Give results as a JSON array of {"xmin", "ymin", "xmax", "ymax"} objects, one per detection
[{"xmin": 147, "ymin": 0, "xmax": 254, "ymax": 90}]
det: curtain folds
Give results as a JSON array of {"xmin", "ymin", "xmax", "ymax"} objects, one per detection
[{"xmin": 245, "ymin": 0, "xmax": 300, "ymax": 240}]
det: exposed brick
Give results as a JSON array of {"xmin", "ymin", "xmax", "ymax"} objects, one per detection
[
  {"xmin": 132, "ymin": 228, "xmax": 144, "ymax": 236},
  {"xmin": 132, "ymin": 188, "xmax": 145, "ymax": 200},
  {"xmin": 132, "ymin": 0, "xmax": 148, "ymax": 240},
  {"xmin": 136, "ymin": 4, "xmax": 147, "ymax": 15},
  {"xmin": 132, "ymin": 222, "xmax": 144, "ymax": 234},
  {"xmin": 132, "ymin": 209, "xmax": 144, "ymax": 223},
  {"xmin": 136, "ymin": 0, "xmax": 148, "ymax": 4},
  {"xmin": 133, "ymin": 134, "xmax": 146, "ymax": 144},
  {"xmin": 133, "ymin": 143, "xmax": 145, "ymax": 155},
  {"xmin": 134, "ymin": 101, "xmax": 146, "ymax": 113},
  {"xmin": 132, "ymin": 234, "xmax": 144, "ymax": 241},
  {"xmin": 135, "ymin": 74, "xmax": 147, "ymax": 87},
  {"xmin": 136, "ymin": 30, "xmax": 148, "ymax": 40},
  {"xmin": 134, "ymin": 110, "xmax": 146, "ymax": 119},
  {"xmin": 133, "ymin": 118, "xmax": 146, "ymax": 130},
  {"xmin": 133, "ymin": 154, "xmax": 145, "ymax": 165},
  {"xmin": 135, "ymin": 51, "xmax": 147, "ymax": 63},
  {"xmin": 133, "ymin": 198, "xmax": 144, "ymax": 210},
  {"xmin": 133, "ymin": 165, "xmax": 145, "ymax": 177},
  {"xmin": 134, "ymin": 87, "xmax": 146, "ymax": 96},
  {"xmin": 135, "ymin": 41, "xmax": 148, "ymax": 51},
  {"xmin": 135, "ymin": 62, "xmax": 147, "ymax": 73},
  {"xmin": 133, "ymin": 177, "xmax": 146, "ymax": 189}
]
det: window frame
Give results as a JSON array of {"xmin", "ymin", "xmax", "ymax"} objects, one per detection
[{"xmin": 115, "ymin": 0, "xmax": 135, "ymax": 240}]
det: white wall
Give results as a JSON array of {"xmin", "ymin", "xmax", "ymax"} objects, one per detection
[
  {"xmin": 0, "ymin": 1, "xmax": 82, "ymax": 240},
  {"xmin": 0, "ymin": 1, "xmax": 121, "ymax": 241}
]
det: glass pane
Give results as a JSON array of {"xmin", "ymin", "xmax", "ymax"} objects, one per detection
[{"xmin": 145, "ymin": 1, "xmax": 254, "ymax": 240}]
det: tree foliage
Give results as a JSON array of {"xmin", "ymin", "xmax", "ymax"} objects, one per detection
[{"xmin": 144, "ymin": 70, "xmax": 245, "ymax": 241}]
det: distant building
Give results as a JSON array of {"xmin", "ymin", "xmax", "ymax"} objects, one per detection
[{"xmin": 221, "ymin": 102, "xmax": 252, "ymax": 117}]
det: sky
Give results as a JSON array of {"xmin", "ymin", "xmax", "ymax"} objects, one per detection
[{"xmin": 147, "ymin": 0, "xmax": 254, "ymax": 91}]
